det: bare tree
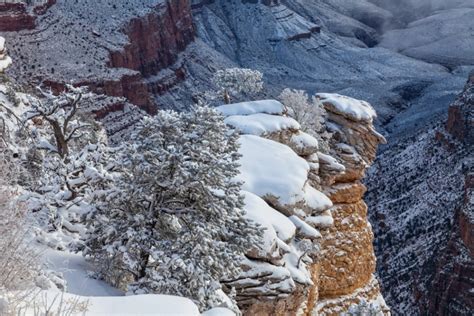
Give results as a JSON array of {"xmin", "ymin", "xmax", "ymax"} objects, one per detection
[{"xmin": 24, "ymin": 85, "xmax": 93, "ymax": 160}]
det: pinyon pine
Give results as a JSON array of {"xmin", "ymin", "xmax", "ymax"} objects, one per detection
[{"xmin": 83, "ymin": 106, "xmax": 263, "ymax": 311}]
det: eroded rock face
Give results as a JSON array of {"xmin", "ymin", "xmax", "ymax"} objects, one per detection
[
  {"xmin": 218, "ymin": 97, "xmax": 388, "ymax": 315},
  {"xmin": 367, "ymin": 73, "xmax": 474, "ymax": 315},
  {"xmin": 107, "ymin": 0, "xmax": 195, "ymax": 112},
  {"xmin": 3, "ymin": 0, "xmax": 195, "ymax": 116},
  {"xmin": 426, "ymin": 75, "xmax": 474, "ymax": 316},
  {"xmin": 0, "ymin": 1, "xmax": 55, "ymax": 32},
  {"xmin": 446, "ymin": 72, "xmax": 474, "ymax": 145},
  {"xmin": 315, "ymin": 96, "xmax": 388, "ymax": 315}
]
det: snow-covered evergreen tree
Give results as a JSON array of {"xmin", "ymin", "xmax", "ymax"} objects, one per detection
[
  {"xmin": 83, "ymin": 106, "xmax": 263, "ymax": 310},
  {"xmin": 211, "ymin": 68, "xmax": 264, "ymax": 104}
]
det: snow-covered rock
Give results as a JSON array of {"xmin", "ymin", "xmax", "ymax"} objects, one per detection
[
  {"xmin": 224, "ymin": 113, "xmax": 300, "ymax": 136},
  {"xmin": 317, "ymin": 93, "xmax": 377, "ymax": 122},
  {"xmin": 217, "ymin": 100, "xmax": 285, "ymax": 117},
  {"xmin": 0, "ymin": 37, "xmax": 12, "ymax": 72},
  {"xmin": 237, "ymin": 134, "xmax": 310, "ymax": 209},
  {"xmin": 242, "ymin": 191, "xmax": 296, "ymax": 243}
]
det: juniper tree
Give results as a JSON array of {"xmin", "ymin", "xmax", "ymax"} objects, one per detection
[
  {"xmin": 83, "ymin": 106, "xmax": 262, "ymax": 310},
  {"xmin": 22, "ymin": 85, "xmax": 107, "ymax": 238}
]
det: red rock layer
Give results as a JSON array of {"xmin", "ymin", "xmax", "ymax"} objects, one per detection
[
  {"xmin": 106, "ymin": 0, "xmax": 195, "ymax": 112},
  {"xmin": 0, "ymin": 3, "xmax": 35, "ymax": 31},
  {"xmin": 0, "ymin": 1, "xmax": 56, "ymax": 31}
]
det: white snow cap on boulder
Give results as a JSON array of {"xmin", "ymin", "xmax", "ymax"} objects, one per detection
[
  {"xmin": 317, "ymin": 93, "xmax": 377, "ymax": 122},
  {"xmin": 0, "ymin": 37, "xmax": 12, "ymax": 72},
  {"xmin": 217, "ymin": 99, "xmax": 285, "ymax": 116},
  {"xmin": 224, "ymin": 113, "xmax": 300, "ymax": 136}
]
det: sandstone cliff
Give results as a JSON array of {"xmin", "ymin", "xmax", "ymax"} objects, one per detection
[{"xmin": 217, "ymin": 96, "xmax": 388, "ymax": 315}]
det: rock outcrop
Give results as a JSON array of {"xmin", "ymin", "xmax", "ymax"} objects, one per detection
[
  {"xmin": 106, "ymin": 0, "xmax": 195, "ymax": 112},
  {"xmin": 217, "ymin": 96, "xmax": 388, "ymax": 315},
  {"xmin": 316, "ymin": 94, "xmax": 388, "ymax": 315},
  {"xmin": 0, "ymin": 1, "xmax": 55, "ymax": 32}
]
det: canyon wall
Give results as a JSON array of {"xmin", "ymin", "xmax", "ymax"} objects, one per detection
[
  {"xmin": 0, "ymin": 1, "xmax": 55, "ymax": 32},
  {"xmin": 427, "ymin": 73, "xmax": 474, "ymax": 315},
  {"xmin": 3, "ymin": 0, "xmax": 195, "ymax": 114},
  {"xmin": 105, "ymin": 0, "xmax": 195, "ymax": 113},
  {"xmin": 367, "ymin": 73, "xmax": 474, "ymax": 315}
]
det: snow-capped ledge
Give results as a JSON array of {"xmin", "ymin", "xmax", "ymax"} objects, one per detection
[
  {"xmin": 217, "ymin": 100, "xmax": 285, "ymax": 117},
  {"xmin": 317, "ymin": 93, "xmax": 377, "ymax": 122},
  {"xmin": 224, "ymin": 113, "xmax": 300, "ymax": 136}
]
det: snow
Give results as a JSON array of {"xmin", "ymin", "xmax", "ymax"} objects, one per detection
[
  {"xmin": 317, "ymin": 152, "xmax": 346, "ymax": 172},
  {"xmin": 237, "ymin": 135, "xmax": 309, "ymax": 207},
  {"xmin": 216, "ymin": 100, "xmax": 284, "ymax": 117},
  {"xmin": 224, "ymin": 113, "xmax": 300, "ymax": 136},
  {"xmin": 44, "ymin": 249, "xmax": 122, "ymax": 297},
  {"xmin": 289, "ymin": 215, "xmax": 322, "ymax": 239},
  {"xmin": 282, "ymin": 243, "xmax": 313, "ymax": 285},
  {"xmin": 0, "ymin": 37, "xmax": 12, "ymax": 72},
  {"xmin": 202, "ymin": 307, "xmax": 236, "ymax": 316},
  {"xmin": 22, "ymin": 290, "xmax": 200, "ymax": 316},
  {"xmin": 303, "ymin": 184, "xmax": 333, "ymax": 213},
  {"xmin": 306, "ymin": 210, "xmax": 334, "ymax": 228},
  {"xmin": 317, "ymin": 93, "xmax": 377, "ymax": 122},
  {"xmin": 290, "ymin": 131, "xmax": 319, "ymax": 153},
  {"xmin": 242, "ymin": 191, "xmax": 296, "ymax": 242}
]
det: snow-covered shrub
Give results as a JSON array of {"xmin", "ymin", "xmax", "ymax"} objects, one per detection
[
  {"xmin": 83, "ymin": 106, "xmax": 263, "ymax": 311},
  {"xmin": 279, "ymin": 88, "xmax": 331, "ymax": 152},
  {"xmin": 343, "ymin": 299, "xmax": 384, "ymax": 316},
  {"xmin": 211, "ymin": 68, "xmax": 264, "ymax": 104},
  {"xmin": 0, "ymin": 157, "xmax": 40, "ymax": 314}
]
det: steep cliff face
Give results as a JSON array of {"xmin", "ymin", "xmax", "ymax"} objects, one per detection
[
  {"xmin": 367, "ymin": 73, "xmax": 474, "ymax": 315},
  {"xmin": 218, "ymin": 96, "xmax": 388, "ymax": 315},
  {"xmin": 0, "ymin": 1, "xmax": 55, "ymax": 32},
  {"xmin": 3, "ymin": 0, "xmax": 195, "ymax": 114},
  {"xmin": 316, "ymin": 95, "xmax": 388, "ymax": 315},
  {"xmin": 426, "ymin": 73, "xmax": 474, "ymax": 315},
  {"xmin": 106, "ymin": 0, "xmax": 195, "ymax": 112}
]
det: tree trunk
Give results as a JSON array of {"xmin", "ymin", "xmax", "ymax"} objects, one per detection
[
  {"xmin": 51, "ymin": 121, "xmax": 68, "ymax": 159},
  {"xmin": 224, "ymin": 90, "xmax": 231, "ymax": 104}
]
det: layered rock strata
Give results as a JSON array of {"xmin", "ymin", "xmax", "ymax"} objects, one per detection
[
  {"xmin": 426, "ymin": 73, "xmax": 474, "ymax": 315},
  {"xmin": 3, "ymin": 0, "xmax": 195, "ymax": 115},
  {"xmin": 367, "ymin": 73, "xmax": 474, "ymax": 315},
  {"xmin": 217, "ymin": 96, "xmax": 388, "ymax": 315}
]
